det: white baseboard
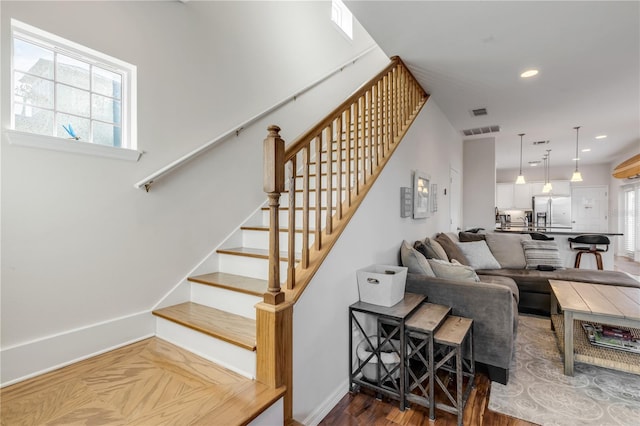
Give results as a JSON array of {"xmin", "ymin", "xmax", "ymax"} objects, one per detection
[
  {"xmin": 1, "ymin": 310, "xmax": 154, "ymax": 387},
  {"xmin": 299, "ymin": 378, "xmax": 349, "ymax": 426}
]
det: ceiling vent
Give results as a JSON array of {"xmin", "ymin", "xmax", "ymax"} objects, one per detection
[
  {"xmin": 532, "ymin": 140, "xmax": 550, "ymax": 145},
  {"xmin": 472, "ymin": 108, "xmax": 487, "ymax": 116},
  {"xmin": 462, "ymin": 125, "xmax": 501, "ymax": 136},
  {"xmin": 528, "ymin": 160, "xmax": 541, "ymax": 166}
]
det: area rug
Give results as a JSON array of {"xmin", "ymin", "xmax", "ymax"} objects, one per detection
[{"xmin": 488, "ymin": 315, "xmax": 640, "ymax": 425}]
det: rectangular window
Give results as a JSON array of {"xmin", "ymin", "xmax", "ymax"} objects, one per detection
[
  {"xmin": 11, "ymin": 19, "xmax": 136, "ymax": 150},
  {"xmin": 622, "ymin": 184, "xmax": 639, "ymax": 258},
  {"xmin": 331, "ymin": 0, "xmax": 353, "ymax": 40}
]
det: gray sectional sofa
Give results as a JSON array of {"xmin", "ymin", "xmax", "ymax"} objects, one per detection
[{"xmin": 401, "ymin": 232, "xmax": 640, "ymax": 385}]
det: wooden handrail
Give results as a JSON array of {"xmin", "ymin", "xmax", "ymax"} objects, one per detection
[{"xmin": 258, "ymin": 56, "xmax": 429, "ymax": 423}]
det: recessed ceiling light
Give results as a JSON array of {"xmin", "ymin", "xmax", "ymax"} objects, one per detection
[
  {"xmin": 595, "ymin": 135, "xmax": 607, "ymax": 139},
  {"xmin": 582, "ymin": 148, "xmax": 591, "ymax": 152},
  {"xmin": 520, "ymin": 69, "xmax": 539, "ymax": 78},
  {"xmin": 572, "ymin": 157, "xmax": 580, "ymax": 161}
]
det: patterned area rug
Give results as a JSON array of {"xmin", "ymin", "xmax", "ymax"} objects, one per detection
[{"xmin": 488, "ymin": 315, "xmax": 640, "ymax": 425}]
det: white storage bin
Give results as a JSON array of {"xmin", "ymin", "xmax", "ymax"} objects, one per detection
[{"xmin": 356, "ymin": 264, "xmax": 407, "ymax": 307}]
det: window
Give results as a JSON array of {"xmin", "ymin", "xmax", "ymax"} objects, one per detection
[
  {"xmin": 331, "ymin": 0, "xmax": 353, "ymax": 40},
  {"xmin": 10, "ymin": 19, "xmax": 137, "ymax": 153}
]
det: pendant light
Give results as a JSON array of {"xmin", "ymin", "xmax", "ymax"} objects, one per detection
[
  {"xmin": 515, "ymin": 133, "xmax": 526, "ymax": 184},
  {"xmin": 570, "ymin": 126, "xmax": 584, "ymax": 182},
  {"xmin": 542, "ymin": 149, "xmax": 553, "ymax": 193}
]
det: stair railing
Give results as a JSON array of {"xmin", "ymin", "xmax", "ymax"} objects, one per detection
[{"xmin": 257, "ymin": 56, "xmax": 428, "ymax": 423}]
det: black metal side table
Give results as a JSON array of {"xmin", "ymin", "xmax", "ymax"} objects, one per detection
[{"xmin": 349, "ymin": 293, "xmax": 425, "ymax": 411}]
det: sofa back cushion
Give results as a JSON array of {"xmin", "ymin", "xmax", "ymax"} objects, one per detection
[
  {"xmin": 484, "ymin": 233, "xmax": 531, "ymax": 269},
  {"xmin": 456, "ymin": 240, "xmax": 501, "ymax": 270}
]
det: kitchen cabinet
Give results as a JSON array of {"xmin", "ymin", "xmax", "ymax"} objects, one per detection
[
  {"xmin": 513, "ymin": 183, "xmax": 533, "ymax": 209},
  {"xmin": 496, "ymin": 183, "xmax": 514, "ymax": 209},
  {"xmin": 530, "ymin": 180, "xmax": 571, "ymax": 196},
  {"xmin": 497, "ymin": 182, "xmax": 533, "ymax": 209}
]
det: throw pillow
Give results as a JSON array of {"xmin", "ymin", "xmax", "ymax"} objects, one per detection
[
  {"xmin": 456, "ymin": 240, "xmax": 501, "ymax": 270},
  {"xmin": 435, "ymin": 233, "xmax": 469, "ymax": 265},
  {"xmin": 484, "ymin": 233, "xmax": 531, "ymax": 269},
  {"xmin": 400, "ymin": 240, "xmax": 436, "ymax": 276},
  {"xmin": 423, "ymin": 237, "xmax": 448, "ymax": 260},
  {"xmin": 458, "ymin": 231, "xmax": 486, "ymax": 242},
  {"xmin": 427, "ymin": 258, "xmax": 480, "ymax": 282},
  {"xmin": 413, "ymin": 240, "xmax": 430, "ymax": 259},
  {"xmin": 522, "ymin": 240, "xmax": 565, "ymax": 269}
]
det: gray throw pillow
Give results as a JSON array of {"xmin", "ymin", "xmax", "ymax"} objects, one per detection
[
  {"xmin": 522, "ymin": 240, "xmax": 565, "ymax": 269},
  {"xmin": 458, "ymin": 231, "xmax": 486, "ymax": 242},
  {"xmin": 423, "ymin": 237, "xmax": 448, "ymax": 260},
  {"xmin": 427, "ymin": 259, "xmax": 480, "ymax": 282},
  {"xmin": 484, "ymin": 233, "xmax": 531, "ymax": 269},
  {"xmin": 456, "ymin": 241, "xmax": 501, "ymax": 270},
  {"xmin": 400, "ymin": 240, "xmax": 436, "ymax": 276}
]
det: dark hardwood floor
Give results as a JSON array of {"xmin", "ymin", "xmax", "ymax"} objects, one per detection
[{"xmin": 319, "ymin": 371, "xmax": 536, "ymax": 426}]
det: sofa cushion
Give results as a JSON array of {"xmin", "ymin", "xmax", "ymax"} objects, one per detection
[
  {"xmin": 435, "ymin": 233, "xmax": 469, "ymax": 265},
  {"xmin": 456, "ymin": 240, "xmax": 501, "ymax": 270},
  {"xmin": 479, "ymin": 275, "xmax": 520, "ymax": 304},
  {"xmin": 521, "ymin": 240, "xmax": 564, "ymax": 269},
  {"xmin": 459, "ymin": 231, "xmax": 486, "ymax": 242},
  {"xmin": 477, "ymin": 267, "xmax": 640, "ymax": 295},
  {"xmin": 400, "ymin": 240, "xmax": 435, "ymax": 276},
  {"xmin": 428, "ymin": 259, "xmax": 480, "ymax": 282},
  {"xmin": 484, "ymin": 233, "xmax": 531, "ymax": 269},
  {"xmin": 423, "ymin": 237, "xmax": 448, "ymax": 260}
]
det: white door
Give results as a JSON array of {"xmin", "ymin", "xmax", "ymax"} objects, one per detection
[
  {"xmin": 571, "ymin": 186, "xmax": 609, "ymax": 232},
  {"xmin": 450, "ymin": 167, "xmax": 461, "ymax": 232}
]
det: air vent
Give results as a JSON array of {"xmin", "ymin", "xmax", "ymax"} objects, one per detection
[
  {"xmin": 472, "ymin": 108, "xmax": 487, "ymax": 116},
  {"xmin": 532, "ymin": 140, "xmax": 550, "ymax": 145},
  {"xmin": 462, "ymin": 125, "xmax": 501, "ymax": 136},
  {"xmin": 528, "ymin": 160, "xmax": 541, "ymax": 166}
]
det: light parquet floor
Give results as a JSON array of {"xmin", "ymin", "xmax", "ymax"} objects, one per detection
[{"xmin": 0, "ymin": 338, "xmax": 283, "ymax": 426}]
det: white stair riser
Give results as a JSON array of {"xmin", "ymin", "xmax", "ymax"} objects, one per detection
[
  {"xmin": 156, "ymin": 318, "xmax": 256, "ymax": 379},
  {"xmin": 190, "ymin": 283, "xmax": 261, "ymax": 320},
  {"xmin": 242, "ymin": 229, "xmax": 314, "ymax": 251},
  {"xmin": 218, "ymin": 253, "xmax": 292, "ymax": 281}
]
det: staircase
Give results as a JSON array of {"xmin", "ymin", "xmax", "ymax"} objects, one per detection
[{"xmin": 152, "ymin": 56, "xmax": 428, "ymax": 424}]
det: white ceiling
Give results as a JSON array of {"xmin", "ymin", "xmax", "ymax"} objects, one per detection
[{"xmin": 345, "ymin": 0, "xmax": 640, "ymax": 170}]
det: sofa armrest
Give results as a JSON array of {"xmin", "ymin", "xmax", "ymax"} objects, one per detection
[{"xmin": 405, "ymin": 273, "xmax": 516, "ymax": 370}]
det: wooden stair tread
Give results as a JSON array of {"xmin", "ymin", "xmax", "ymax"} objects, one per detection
[
  {"xmin": 153, "ymin": 302, "xmax": 256, "ymax": 351},
  {"xmin": 188, "ymin": 272, "xmax": 267, "ymax": 296},
  {"xmin": 217, "ymin": 247, "xmax": 301, "ymax": 261}
]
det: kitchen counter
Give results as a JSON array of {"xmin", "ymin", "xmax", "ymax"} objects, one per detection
[
  {"xmin": 492, "ymin": 228, "xmax": 622, "ymax": 270},
  {"xmin": 495, "ymin": 227, "xmax": 623, "ymax": 236}
]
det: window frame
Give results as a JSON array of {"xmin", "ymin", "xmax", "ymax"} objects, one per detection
[
  {"xmin": 8, "ymin": 19, "xmax": 139, "ymax": 159},
  {"xmin": 331, "ymin": 0, "xmax": 353, "ymax": 40}
]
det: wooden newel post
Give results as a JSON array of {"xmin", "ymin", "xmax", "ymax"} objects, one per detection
[{"xmin": 263, "ymin": 125, "xmax": 286, "ymax": 306}]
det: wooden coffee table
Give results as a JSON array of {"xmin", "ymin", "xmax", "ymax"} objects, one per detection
[{"xmin": 549, "ymin": 279, "xmax": 640, "ymax": 375}]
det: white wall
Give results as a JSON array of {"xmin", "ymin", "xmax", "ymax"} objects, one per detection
[
  {"xmin": 292, "ymin": 100, "xmax": 463, "ymax": 424},
  {"xmin": 463, "ymin": 137, "xmax": 496, "ymax": 231},
  {"xmin": 0, "ymin": 1, "xmax": 388, "ymax": 384}
]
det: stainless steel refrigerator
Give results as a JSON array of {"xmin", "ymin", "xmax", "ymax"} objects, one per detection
[{"xmin": 533, "ymin": 195, "xmax": 572, "ymax": 229}]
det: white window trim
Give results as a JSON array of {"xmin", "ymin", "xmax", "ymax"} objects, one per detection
[
  {"xmin": 5, "ymin": 129, "xmax": 142, "ymax": 162},
  {"xmin": 10, "ymin": 19, "xmax": 138, "ymax": 152}
]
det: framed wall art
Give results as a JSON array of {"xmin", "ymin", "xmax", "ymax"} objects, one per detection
[{"xmin": 413, "ymin": 171, "xmax": 430, "ymax": 219}]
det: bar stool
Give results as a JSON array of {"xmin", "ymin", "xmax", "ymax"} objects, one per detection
[{"xmin": 568, "ymin": 234, "xmax": 610, "ymax": 270}]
